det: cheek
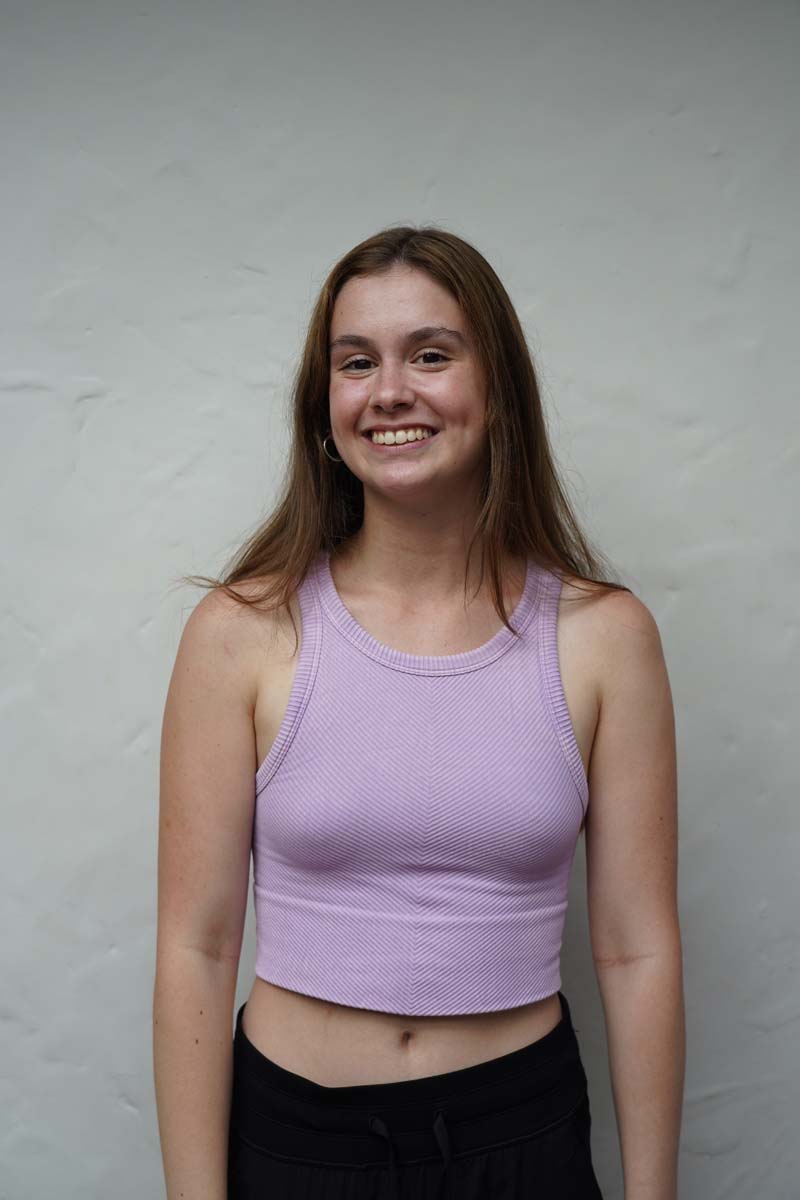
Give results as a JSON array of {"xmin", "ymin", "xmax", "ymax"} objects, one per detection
[
  {"xmin": 434, "ymin": 371, "xmax": 486, "ymax": 417},
  {"xmin": 329, "ymin": 385, "xmax": 366, "ymax": 423},
  {"xmin": 441, "ymin": 401, "xmax": 487, "ymax": 432}
]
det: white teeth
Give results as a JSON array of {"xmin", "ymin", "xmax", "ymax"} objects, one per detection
[{"xmin": 370, "ymin": 426, "xmax": 434, "ymax": 445}]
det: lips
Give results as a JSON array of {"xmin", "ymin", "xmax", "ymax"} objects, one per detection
[
  {"xmin": 363, "ymin": 429, "xmax": 440, "ymax": 449},
  {"xmin": 361, "ymin": 427, "xmax": 438, "ymax": 437}
]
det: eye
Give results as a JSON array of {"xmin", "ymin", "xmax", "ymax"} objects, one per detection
[
  {"xmin": 341, "ymin": 356, "xmax": 372, "ymax": 371},
  {"xmin": 340, "ymin": 350, "xmax": 450, "ymax": 372}
]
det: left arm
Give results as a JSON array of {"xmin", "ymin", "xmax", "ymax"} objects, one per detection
[{"xmin": 584, "ymin": 590, "xmax": 685, "ymax": 1200}]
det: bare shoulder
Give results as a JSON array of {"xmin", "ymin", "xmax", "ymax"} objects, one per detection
[
  {"xmin": 560, "ymin": 571, "xmax": 659, "ymax": 638},
  {"xmin": 558, "ymin": 572, "xmax": 665, "ymax": 706},
  {"xmin": 183, "ymin": 576, "xmax": 297, "ymax": 697}
]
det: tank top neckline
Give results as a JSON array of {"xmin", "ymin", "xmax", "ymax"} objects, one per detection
[{"xmin": 313, "ymin": 548, "xmax": 545, "ymax": 675}]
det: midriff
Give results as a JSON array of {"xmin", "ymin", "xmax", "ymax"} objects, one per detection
[{"xmin": 241, "ymin": 979, "xmax": 565, "ymax": 1086}]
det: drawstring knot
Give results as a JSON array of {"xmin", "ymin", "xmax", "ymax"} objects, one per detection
[{"xmin": 367, "ymin": 1108, "xmax": 453, "ymax": 1198}]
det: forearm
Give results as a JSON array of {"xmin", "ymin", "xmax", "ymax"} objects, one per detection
[
  {"xmin": 596, "ymin": 942, "xmax": 685, "ymax": 1200},
  {"xmin": 153, "ymin": 945, "xmax": 239, "ymax": 1200}
]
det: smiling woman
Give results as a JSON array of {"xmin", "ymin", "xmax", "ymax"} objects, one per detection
[
  {"xmin": 322, "ymin": 261, "xmax": 499, "ymax": 532},
  {"xmin": 155, "ymin": 224, "xmax": 683, "ymax": 1200}
]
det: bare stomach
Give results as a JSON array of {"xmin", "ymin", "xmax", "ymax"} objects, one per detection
[{"xmin": 241, "ymin": 975, "xmax": 564, "ymax": 1086}]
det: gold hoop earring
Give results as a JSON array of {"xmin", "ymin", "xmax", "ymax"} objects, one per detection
[{"xmin": 322, "ymin": 432, "xmax": 343, "ymax": 463}]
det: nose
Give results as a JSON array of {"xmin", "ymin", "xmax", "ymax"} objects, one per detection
[{"xmin": 370, "ymin": 360, "xmax": 416, "ymax": 410}]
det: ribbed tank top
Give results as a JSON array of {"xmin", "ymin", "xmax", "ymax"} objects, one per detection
[{"xmin": 251, "ymin": 549, "xmax": 589, "ymax": 1016}]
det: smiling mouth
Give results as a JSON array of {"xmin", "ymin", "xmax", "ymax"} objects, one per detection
[{"xmin": 362, "ymin": 430, "xmax": 440, "ymax": 449}]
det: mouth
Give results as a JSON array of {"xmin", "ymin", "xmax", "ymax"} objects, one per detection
[{"xmin": 361, "ymin": 429, "xmax": 440, "ymax": 452}]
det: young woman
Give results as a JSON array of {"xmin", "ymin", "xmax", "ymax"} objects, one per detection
[{"xmin": 153, "ymin": 225, "xmax": 685, "ymax": 1199}]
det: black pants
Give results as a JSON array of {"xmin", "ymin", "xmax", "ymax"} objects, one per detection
[{"xmin": 227, "ymin": 989, "xmax": 604, "ymax": 1198}]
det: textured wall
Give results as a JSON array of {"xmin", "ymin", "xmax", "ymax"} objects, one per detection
[{"xmin": 2, "ymin": 1, "xmax": 798, "ymax": 1196}]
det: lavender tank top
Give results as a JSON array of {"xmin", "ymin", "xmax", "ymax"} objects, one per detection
[{"xmin": 251, "ymin": 549, "xmax": 589, "ymax": 1015}]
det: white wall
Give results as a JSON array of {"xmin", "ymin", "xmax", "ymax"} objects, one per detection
[{"xmin": 2, "ymin": 1, "xmax": 798, "ymax": 1196}]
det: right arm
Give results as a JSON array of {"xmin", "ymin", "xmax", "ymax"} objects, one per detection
[{"xmin": 152, "ymin": 589, "xmax": 260, "ymax": 1200}]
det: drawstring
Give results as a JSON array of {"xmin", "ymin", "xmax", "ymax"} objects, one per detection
[
  {"xmin": 368, "ymin": 1109, "xmax": 453, "ymax": 1199},
  {"xmin": 368, "ymin": 1114, "xmax": 400, "ymax": 1200},
  {"xmin": 432, "ymin": 1109, "xmax": 453, "ymax": 1197}
]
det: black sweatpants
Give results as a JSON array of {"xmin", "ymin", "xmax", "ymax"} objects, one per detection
[{"xmin": 227, "ymin": 989, "xmax": 604, "ymax": 1198}]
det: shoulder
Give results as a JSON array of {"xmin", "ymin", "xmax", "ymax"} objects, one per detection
[
  {"xmin": 557, "ymin": 572, "xmax": 666, "ymax": 706},
  {"xmin": 179, "ymin": 576, "xmax": 298, "ymax": 703},
  {"xmin": 185, "ymin": 579, "xmax": 269, "ymax": 643},
  {"xmin": 191, "ymin": 574, "xmax": 299, "ymax": 633},
  {"xmin": 559, "ymin": 571, "xmax": 659, "ymax": 639}
]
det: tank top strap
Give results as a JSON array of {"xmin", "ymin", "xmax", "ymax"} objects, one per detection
[
  {"xmin": 253, "ymin": 555, "xmax": 324, "ymax": 795},
  {"xmin": 533, "ymin": 563, "xmax": 589, "ymax": 816}
]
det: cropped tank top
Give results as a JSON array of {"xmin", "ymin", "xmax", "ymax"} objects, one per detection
[{"xmin": 251, "ymin": 549, "xmax": 589, "ymax": 1016}]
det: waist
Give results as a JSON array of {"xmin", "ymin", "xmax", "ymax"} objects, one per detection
[
  {"xmin": 246, "ymin": 977, "xmax": 565, "ymax": 1085},
  {"xmin": 230, "ymin": 989, "xmax": 589, "ymax": 1167}
]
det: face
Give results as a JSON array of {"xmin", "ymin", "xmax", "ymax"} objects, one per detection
[{"xmin": 327, "ymin": 264, "xmax": 489, "ymax": 504}]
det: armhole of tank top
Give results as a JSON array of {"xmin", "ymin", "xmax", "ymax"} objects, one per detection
[
  {"xmin": 253, "ymin": 564, "xmax": 323, "ymax": 796},
  {"xmin": 535, "ymin": 566, "xmax": 590, "ymax": 820}
]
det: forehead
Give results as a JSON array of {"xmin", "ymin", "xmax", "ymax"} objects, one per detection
[{"xmin": 331, "ymin": 265, "xmax": 463, "ymax": 333}]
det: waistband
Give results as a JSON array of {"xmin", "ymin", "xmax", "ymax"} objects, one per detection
[{"xmin": 230, "ymin": 990, "xmax": 588, "ymax": 1200}]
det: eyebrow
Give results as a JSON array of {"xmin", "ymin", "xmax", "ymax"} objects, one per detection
[{"xmin": 329, "ymin": 325, "xmax": 468, "ymax": 353}]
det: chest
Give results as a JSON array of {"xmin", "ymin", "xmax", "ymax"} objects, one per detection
[{"xmin": 253, "ymin": 586, "xmax": 599, "ymax": 796}]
